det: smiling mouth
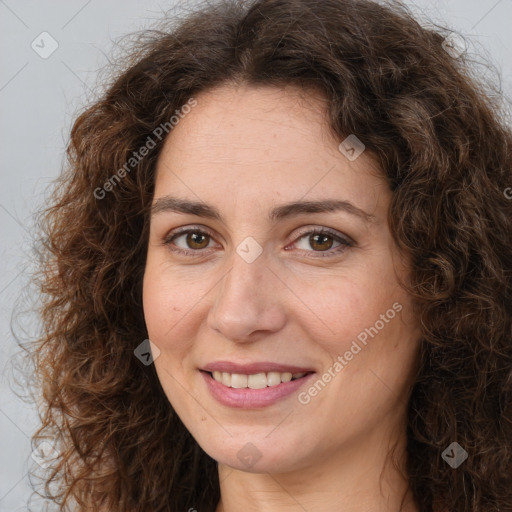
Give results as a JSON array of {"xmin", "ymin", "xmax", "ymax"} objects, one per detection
[{"xmin": 203, "ymin": 370, "xmax": 314, "ymax": 389}]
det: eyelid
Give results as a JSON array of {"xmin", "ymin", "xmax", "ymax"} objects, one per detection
[
  {"xmin": 162, "ymin": 225, "xmax": 221, "ymax": 250},
  {"xmin": 162, "ymin": 224, "xmax": 355, "ymax": 257},
  {"xmin": 291, "ymin": 225, "xmax": 355, "ymax": 246}
]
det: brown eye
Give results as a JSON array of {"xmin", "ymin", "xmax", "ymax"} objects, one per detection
[
  {"xmin": 185, "ymin": 232, "xmax": 210, "ymax": 249},
  {"xmin": 164, "ymin": 228, "xmax": 217, "ymax": 255},
  {"xmin": 308, "ymin": 233, "xmax": 334, "ymax": 251},
  {"xmin": 291, "ymin": 227, "xmax": 354, "ymax": 257}
]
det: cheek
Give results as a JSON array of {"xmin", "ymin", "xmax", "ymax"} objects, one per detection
[
  {"xmin": 296, "ymin": 263, "xmax": 403, "ymax": 357},
  {"xmin": 142, "ymin": 263, "xmax": 194, "ymax": 359},
  {"xmin": 142, "ymin": 268, "xmax": 199, "ymax": 414}
]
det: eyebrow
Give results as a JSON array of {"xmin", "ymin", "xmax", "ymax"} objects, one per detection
[{"xmin": 151, "ymin": 196, "xmax": 375, "ymax": 223}]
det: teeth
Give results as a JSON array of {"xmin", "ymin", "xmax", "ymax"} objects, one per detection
[
  {"xmin": 210, "ymin": 371, "xmax": 307, "ymax": 388},
  {"xmin": 230, "ymin": 373, "xmax": 247, "ymax": 388},
  {"xmin": 221, "ymin": 372, "xmax": 231, "ymax": 387},
  {"xmin": 248, "ymin": 373, "xmax": 267, "ymax": 389},
  {"xmin": 267, "ymin": 371, "xmax": 282, "ymax": 387}
]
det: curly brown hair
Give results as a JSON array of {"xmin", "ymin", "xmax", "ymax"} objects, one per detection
[{"xmin": 26, "ymin": 0, "xmax": 512, "ymax": 510}]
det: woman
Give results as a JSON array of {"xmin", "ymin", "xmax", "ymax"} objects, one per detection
[{"xmin": 30, "ymin": 0, "xmax": 512, "ymax": 511}]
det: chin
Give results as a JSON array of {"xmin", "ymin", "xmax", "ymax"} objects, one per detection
[{"xmin": 197, "ymin": 430, "xmax": 314, "ymax": 474}]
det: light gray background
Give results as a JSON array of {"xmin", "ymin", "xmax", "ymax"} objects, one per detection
[{"xmin": 1, "ymin": 0, "xmax": 511, "ymax": 510}]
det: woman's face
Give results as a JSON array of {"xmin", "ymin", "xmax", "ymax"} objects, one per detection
[{"xmin": 143, "ymin": 83, "xmax": 420, "ymax": 473}]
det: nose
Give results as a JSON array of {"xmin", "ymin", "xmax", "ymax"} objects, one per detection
[{"xmin": 206, "ymin": 248, "xmax": 287, "ymax": 343}]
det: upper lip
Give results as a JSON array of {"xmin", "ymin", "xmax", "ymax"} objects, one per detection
[{"xmin": 201, "ymin": 361, "xmax": 315, "ymax": 374}]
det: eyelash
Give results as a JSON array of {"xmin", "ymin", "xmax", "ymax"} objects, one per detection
[{"xmin": 162, "ymin": 226, "xmax": 354, "ymax": 258}]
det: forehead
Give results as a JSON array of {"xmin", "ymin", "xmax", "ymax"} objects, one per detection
[
  {"xmin": 153, "ymin": 83, "xmax": 386, "ymax": 217},
  {"xmin": 159, "ymin": 84, "xmax": 332, "ymax": 159}
]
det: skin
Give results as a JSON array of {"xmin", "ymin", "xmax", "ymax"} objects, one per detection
[{"xmin": 143, "ymin": 83, "xmax": 421, "ymax": 512}]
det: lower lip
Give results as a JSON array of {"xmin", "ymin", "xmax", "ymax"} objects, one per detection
[{"xmin": 200, "ymin": 370, "xmax": 315, "ymax": 409}]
